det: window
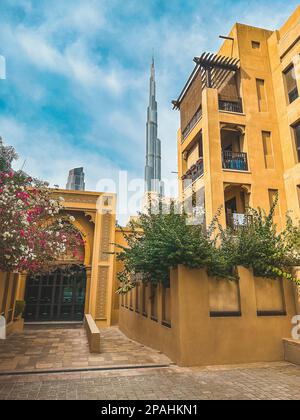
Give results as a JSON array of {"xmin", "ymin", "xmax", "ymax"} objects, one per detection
[
  {"xmin": 186, "ymin": 142, "xmax": 199, "ymax": 169},
  {"xmin": 294, "ymin": 122, "xmax": 300, "ymax": 163},
  {"xmin": 256, "ymin": 79, "xmax": 268, "ymax": 112},
  {"xmin": 262, "ymin": 131, "xmax": 274, "ymax": 169},
  {"xmin": 252, "ymin": 41, "xmax": 260, "ymax": 50},
  {"xmin": 297, "ymin": 185, "xmax": 300, "ymax": 208},
  {"xmin": 284, "ymin": 65, "xmax": 298, "ymax": 104},
  {"xmin": 268, "ymin": 189, "xmax": 279, "ymax": 216}
]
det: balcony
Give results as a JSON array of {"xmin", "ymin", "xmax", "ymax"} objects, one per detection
[
  {"xmin": 222, "ymin": 151, "xmax": 248, "ymax": 171},
  {"xmin": 182, "ymin": 158, "xmax": 204, "ymax": 189},
  {"xmin": 182, "ymin": 108, "xmax": 202, "ymax": 142},
  {"xmin": 226, "ymin": 213, "xmax": 246, "ymax": 230},
  {"xmin": 219, "ymin": 99, "xmax": 243, "ymax": 114}
]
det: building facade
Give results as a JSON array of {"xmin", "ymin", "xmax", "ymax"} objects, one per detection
[
  {"xmin": 0, "ymin": 189, "xmax": 120, "ymax": 333},
  {"xmin": 66, "ymin": 167, "xmax": 85, "ymax": 191},
  {"xmin": 175, "ymin": 6, "xmax": 300, "ymax": 230}
]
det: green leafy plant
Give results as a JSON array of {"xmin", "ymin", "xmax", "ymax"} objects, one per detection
[
  {"xmin": 14, "ymin": 300, "xmax": 26, "ymax": 319},
  {"xmin": 116, "ymin": 195, "xmax": 300, "ymax": 294},
  {"xmin": 116, "ymin": 200, "xmax": 214, "ymax": 294},
  {"xmin": 216, "ymin": 197, "xmax": 300, "ymax": 284}
]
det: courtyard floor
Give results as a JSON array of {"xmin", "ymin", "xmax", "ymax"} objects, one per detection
[
  {"xmin": 0, "ymin": 362, "xmax": 299, "ymax": 400},
  {"xmin": 0, "ymin": 325, "xmax": 299, "ymax": 400},
  {"xmin": 0, "ymin": 325, "xmax": 171, "ymax": 374}
]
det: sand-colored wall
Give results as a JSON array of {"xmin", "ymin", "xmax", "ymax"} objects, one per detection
[
  {"xmin": 15, "ymin": 190, "xmax": 118, "ymax": 327},
  {"xmin": 177, "ymin": 9, "xmax": 300, "ymax": 230},
  {"xmin": 119, "ymin": 266, "xmax": 296, "ymax": 367},
  {"xmin": 0, "ymin": 271, "xmax": 22, "ymax": 334},
  {"xmin": 267, "ymin": 7, "xmax": 300, "ymax": 223},
  {"xmin": 119, "ymin": 281, "xmax": 179, "ymax": 363}
]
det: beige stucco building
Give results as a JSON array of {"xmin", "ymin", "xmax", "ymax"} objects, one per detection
[
  {"xmin": 1, "ymin": 8, "xmax": 300, "ymax": 368},
  {"xmin": 175, "ymin": 6, "xmax": 300, "ymax": 230},
  {"xmin": 1, "ymin": 189, "xmax": 121, "ymax": 333}
]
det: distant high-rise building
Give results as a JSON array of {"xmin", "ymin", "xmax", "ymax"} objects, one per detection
[
  {"xmin": 145, "ymin": 58, "xmax": 163, "ymax": 195},
  {"xmin": 66, "ymin": 167, "xmax": 85, "ymax": 191}
]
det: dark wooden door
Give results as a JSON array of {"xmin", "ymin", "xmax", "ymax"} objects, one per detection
[{"xmin": 24, "ymin": 265, "xmax": 86, "ymax": 322}]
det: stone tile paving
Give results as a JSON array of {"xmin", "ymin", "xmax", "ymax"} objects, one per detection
[
  {"xmin": 0, "ymin": 363, "xmax": 299, "ymax": 400},
  {"xmin": 0, "ymin": 325, "xmax": 171, "ymax": 374}
]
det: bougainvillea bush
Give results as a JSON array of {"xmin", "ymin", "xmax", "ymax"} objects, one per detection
[{"xmin": 0, "ymin": 138, "xmax": 84, "ymax": 273}]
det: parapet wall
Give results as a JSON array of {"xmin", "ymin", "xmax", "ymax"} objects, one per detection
[{"xmin": 119, "ymin": 266, "xmax": 297, "ymax": 367}]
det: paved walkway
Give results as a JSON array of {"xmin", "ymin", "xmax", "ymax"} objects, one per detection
[
  {"xmin": 0, "ymin": 325, "xmax": 171, "ymax": 374},
  {"xmin": 0, "ymin": 362, "xmax": 299, "ymax": 400}
]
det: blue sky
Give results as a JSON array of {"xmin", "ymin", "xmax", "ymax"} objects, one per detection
[{"xmin": 0, "ymin": 0, "xmax": 298, "ymax": 211}]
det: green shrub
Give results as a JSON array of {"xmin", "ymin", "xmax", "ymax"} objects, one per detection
[
  {"xmin": 14, "ymin": 300, "xmax": 26, "ymax": 318},
  {"xmin": 115, "ymin": 197, "xmax": 300, "ymax": 294}
]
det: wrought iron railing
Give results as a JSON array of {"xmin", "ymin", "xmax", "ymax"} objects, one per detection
[
  {"xmin": 182, "ymin": 158, "xmax": 204, "ymax": 189},
  {"xmin": 181, "ymin": 107, "xmax": 202, "ymax": 142},
  {"xmin": 222, "ymin": 151, "xmax": 248, "ymax": 171},
  {"xmin": 219, "ymin": 99, "xmax": 243, "ymax": 113}
]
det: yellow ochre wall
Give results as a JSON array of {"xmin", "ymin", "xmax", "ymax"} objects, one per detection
[
  {"xmin": 11, "ymin": 189, "xmax": 119, "ymax": 330},
  {"xmin": 177, "ymin": 7, "xmax": 300, "ymax": 229},
  {"xmin": 119, "ymin": 266, "xmax": 297, "ymax": 367},
  {"xmin": 268, "ymin": 6, "xmax": 300, "ymax": 223}
]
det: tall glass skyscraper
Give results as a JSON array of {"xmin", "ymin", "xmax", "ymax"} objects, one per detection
[
  {"xmin": 145, "ymin": 58, "xmax": 163, "ymax": 195},
  {"xmin": 66, "ymin": 167, "xmax": 85, "ymax": 191}
]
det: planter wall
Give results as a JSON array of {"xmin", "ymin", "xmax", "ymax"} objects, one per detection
[{"xmin": 119, "ymin": 266, "xmax": 297, "ymax": 367}]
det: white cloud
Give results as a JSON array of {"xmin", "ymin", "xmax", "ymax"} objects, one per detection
[
  {"xmin": 0, "ymin": 0, "xmax": 298, "ymax": 227},
  {"xmin": 17, "ymin": 28, "xmax": 63, "ymax": 72},
  {"xmin": 0, "ymin": 116, "xmax": 121, "ymax": 189}
]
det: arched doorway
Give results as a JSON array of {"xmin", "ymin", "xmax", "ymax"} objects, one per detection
[{"xmin": 24, "ymin": 265, "xmax": 86, "ymax": 322}]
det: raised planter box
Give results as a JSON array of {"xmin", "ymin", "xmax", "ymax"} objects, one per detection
[
  {"xmin": 6, "ymin": 318, "xmax": 24, "ymax": 335},
  {"xmin": 84, "ymin": 314, "xmax": 101, "ymax": 353},
  {"xmin": 283, "ymin": 339, "xmax": 300, "ymax": 366}
]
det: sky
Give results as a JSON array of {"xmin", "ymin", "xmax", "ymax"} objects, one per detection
[{"xmin": 0, "ymin": 0, "xmax": 299, "ymax": 222}]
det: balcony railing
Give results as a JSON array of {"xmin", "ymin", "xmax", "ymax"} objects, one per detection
[
  {"xmin": 226, "ymin": 213, "xmax": 246, "ymax": 230},
  {"xmin": 219, "ymin": 99, "xmax": 243, "ymax": 114},
  {"xmin": 222, "ymin": 151, "xmax": 248, "ymax": 171},
  {"xmin": 288, "ymin": 87, "xmax": 299, "ymax": 104},
  {"xmin": 182, "ymin": 158, "xmax": 204, "ymax": 189},
  {"xmin": 182, "ymin": 107, "xmax": 202, "ymax": 142}
]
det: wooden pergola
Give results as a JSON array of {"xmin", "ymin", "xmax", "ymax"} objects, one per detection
[{"xmin": 172, "ymin": 53, "xmax": 240, "ymax": 110}]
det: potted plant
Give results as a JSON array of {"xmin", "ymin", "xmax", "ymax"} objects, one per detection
[{"xmin": 13, "ymin": 300, "xmax": 26, "ymax": 332}]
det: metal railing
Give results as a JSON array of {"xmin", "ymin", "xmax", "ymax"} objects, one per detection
[
  {"xmin": 222, "ymin": 150, "xmax": 248, "ymax": 171},
  {"xmin": 182, "ymin": 158, "xmax": 204, "ymax": 189},
  {"xmin": 226, "ymin": 213, "xmax": 246, "ymax": 230},
  {"xmin": 181, "ymin": 107, "xmax": 202, "ymax": 142},
  {"xmin": 219, "ymin": 99, "xmax": 243, "ymax": 113}
]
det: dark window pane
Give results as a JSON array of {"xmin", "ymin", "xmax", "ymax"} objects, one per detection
[
  {"xmin": 24, "ymin": 305, "xmax": 36, "ymax": 321},
  {"xmin": 24, "ymin": 266, "xmax": 86, "ymax": 322},
  {"xmin": 295, "ymin": 123, "xmax": 300, "ymax": 163},
  {"xmin": 40, "ymin": 287, "xmax": 52, "ymax": 303},
  {"xmin": 38, "ymin": 305, "xmax": 51, "ymax": 320},
  {"xmin": 285, "ymin": 66, "xmax": 298, "ymax": 104},
  {"xmin": 26, "ymin": 287, "xmax": 39, "ymax": 303}
]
